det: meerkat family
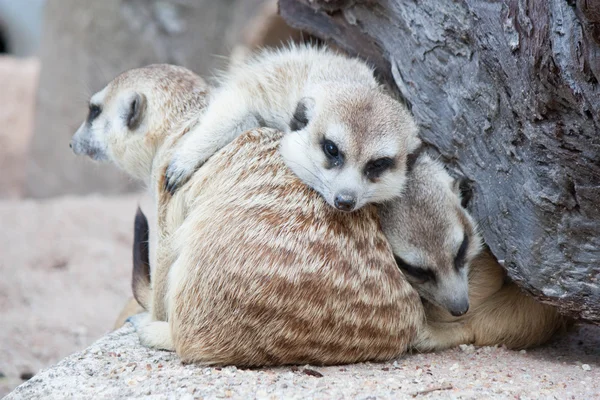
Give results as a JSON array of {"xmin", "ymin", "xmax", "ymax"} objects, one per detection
[
  {"xmin": 121, "ymin": 153, "xmax": 568, "ymax": 353},
  {"xmin": 163, "ymin": 44, "xmax": 421, "ymax": 213},
  {"xmin": 71, "ymin": 63, "xmax": 423, "ymax": 366},
  {"xmin": 71, "ymin": 51, "xmax": 568, "ymax": 366}
]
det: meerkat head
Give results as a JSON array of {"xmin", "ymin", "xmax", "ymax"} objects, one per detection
[
  {"xmin": 70, "ymin": 64, "xmax": 206, "ymax": 180},
  {"xmin": 378, "ymin": 154, "xmax": 482, "ymax": 317},
  {"xmin": 280, "ymin": 84, "xmax": 421, "ymax": 212}
]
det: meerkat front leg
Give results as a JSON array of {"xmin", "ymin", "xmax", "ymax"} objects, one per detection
[{"xmin": 164, "ymin": 90, "xmax": 263, "ymax": 194}]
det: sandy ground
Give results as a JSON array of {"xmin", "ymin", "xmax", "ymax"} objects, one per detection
[
  {"xmin": 0, "ymin": 194, "xmax": 149, "ymax": 396},
  {"xmin": 5, "ymin": 323, "xmax": 600, "ymax": 399}
]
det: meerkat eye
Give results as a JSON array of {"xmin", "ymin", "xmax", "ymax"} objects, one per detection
[
  {"xmin": 323, "ymin": 140, "xmax": 339, "ymax": 157},
  {"xmin": 454, "ymin": 234, "xmax": 470, "ymax": 270},
  {"xmin": 88, "ymin": 104, "xmax": 102, "ymax": 122},
  {"xmin": 394, "ymin": 255, "xmax": 437, "ymax": 283},
  {"xmin": 365, "ymin": 157, "xmax": 395, "ymax": 180},
  {"xmin": 321, "ymin": 139, "xmax": 344, "ymax": 168}
]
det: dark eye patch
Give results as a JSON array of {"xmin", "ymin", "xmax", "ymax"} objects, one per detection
[
  {"xmin": 364, "ymin": 157, "xmax": 395, "ymax": 180},
  {"xmin": 394, "ymin": 254, "xmax": 437, "ymax": 283},
  {"xmin": 454, "ymin": 234, "xmax": 469, "ymax": 270},
  {"xmin": 87, "ymin": 104, "xmax": 101, "ymax": 123},
  {"xmin": 322, "ymin": 138, "xmax": 344, "ymax": 168}
]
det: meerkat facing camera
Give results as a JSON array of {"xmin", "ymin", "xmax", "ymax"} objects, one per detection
[
  {"xmin": 71, "ymin": 65, "xmax": 424, "ymax": 366},
  {"xmin": 164, "ymin": 44, "xmax": 421, "ymax": 213}
]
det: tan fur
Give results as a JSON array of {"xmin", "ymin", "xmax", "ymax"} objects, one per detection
[
  {"xmin": 72, "ymin": 65, "xmax": 423, "ymax": 366},
  {"xmin": 160, "ymin": 128, "xmax": 423, "ymax": 365},
  {"xmin": 75, "ymin": 65, "xmax": 566, "ymax": 363}
]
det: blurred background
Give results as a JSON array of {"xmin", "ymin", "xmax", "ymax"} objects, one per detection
[{"xmin": 0, "ymin": 0, "xmax": 305, "ymax": 395}]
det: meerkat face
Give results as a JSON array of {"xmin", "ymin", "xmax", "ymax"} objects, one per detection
[
  {"xmin": 280, "ymin": 85, "xmax": 421, "ymax": 212},
  {"xmin": 71, "ymin": 86, "xmax": 148, "ymax": 162},
  {"xmin": 71, "ymin": 64, "xmax": 205, "ymax": 180},
  {"xmin": 378, "ymin": 155, "xmax": 482, "ymax": 317}
]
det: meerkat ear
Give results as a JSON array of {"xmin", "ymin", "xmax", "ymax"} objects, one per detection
[
  {"xmin": 453, "ymin": 178, "xmax": 473, "ymax": 208},
  {"xmin": 289, "ymin": 97, "xmax": 315, "ymax": 131},
  {"xmin": 127, "ymin": 93, "xmax": 147, "ymax": 131}
]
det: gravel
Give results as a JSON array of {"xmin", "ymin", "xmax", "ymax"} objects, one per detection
[{"xmin": 5, "ymin": 323, "xmax": 599, "ymax": 399}]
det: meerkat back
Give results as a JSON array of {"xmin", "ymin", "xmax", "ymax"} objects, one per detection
[{"xmin": 164, "ymin": 128, "xmax": 423, "ymax": 366}]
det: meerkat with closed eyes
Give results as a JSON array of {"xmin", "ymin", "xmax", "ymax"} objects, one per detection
[
  {"xmin": 71, "ymin": 64, "xmax": 424, "ymax": 366},
  {"xmin": 380, "ymin": 153, "xmax": 570, "ymax": 350},
  {"xmin": 164, "ymin": 43, "xmax": 421, "ymax": 212}
]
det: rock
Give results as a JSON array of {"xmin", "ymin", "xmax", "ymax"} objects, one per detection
[
  {"xmin": 6, "ymin": 324, "xmax": 600, "ymax": 399},
  {"xmin": 0, "ymin": 56, "xmax": 39, "ymax": 199},
  {"xmin": 279, "ymin": 0, "xmax": 600, "ymax": 322},
  {"xmin": 24, "ymin": 0, "xmax": 280, "ymax": 198}
]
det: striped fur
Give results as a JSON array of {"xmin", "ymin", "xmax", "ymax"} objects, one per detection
[{"xmin": 164, "ymin": 128, "xmax": 423, "ymax": 365}]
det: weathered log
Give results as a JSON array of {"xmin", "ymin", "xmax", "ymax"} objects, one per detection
[{"xmin": 279, "ymin": 0, "xmax": 600, "ymax": 322}]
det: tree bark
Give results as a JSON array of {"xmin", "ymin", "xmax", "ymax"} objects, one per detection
[{"xmin": 279, "ymin": 0, "xmax": 600, "ymax": 322}]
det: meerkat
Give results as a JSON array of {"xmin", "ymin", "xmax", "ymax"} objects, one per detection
[
  {"xmin": 71, "ymin": 64, "xmax": 210, "ymax": 322},
  {"xmin": 71, "ymin": 65, "xmax": 424, "ymax": 366},
  {"xmin": 119, "ymin": 153, "xmax": 569, "ymax": 352},
  {"xmin": 163, "ymin": 44, "xmax": 422, "ymax": 213},
  {"xmin": 379, "ymin": 153, "xmax": 570, "ymax": 350}
]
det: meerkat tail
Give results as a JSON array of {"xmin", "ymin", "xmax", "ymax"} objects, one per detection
[
  {"xmin": 132, "ymin": 206, "xmax": 151, "ymax": 310},
  {"xmin": 466, "ymin": 282, "xmax": 571, "ymax": 349}
]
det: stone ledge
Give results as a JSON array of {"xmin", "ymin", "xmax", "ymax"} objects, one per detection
[{"xmin": 6, "ymin": 323, "xmax": 600, "ymax": 399}]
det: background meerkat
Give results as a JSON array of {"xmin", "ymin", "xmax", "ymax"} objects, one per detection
[
  {"xmin": 379, "ymin": 154, "xmax": 571, "ymax": 350},
  {"xmin": 71, "ymin": 64, "xmax": 211, "ymax": 321},
  {"xmin": 164, "ymin": 44, "xmax": 421, "ymax": 213},
  {"xmin": 71, "ymin": 65, "xmax": 424, "ymax": 366}
]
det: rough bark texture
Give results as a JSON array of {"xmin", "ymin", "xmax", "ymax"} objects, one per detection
[{"xmin": 279, "ymin": 0, "xmax": 600, "ymax": 322}]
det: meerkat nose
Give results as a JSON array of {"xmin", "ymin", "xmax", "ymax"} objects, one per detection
[
  {"xmin": 334, "ymin": 193, "xmax": 356, "ymax": 212},
  {"xmin": 448, "ymin": 301, "xmax": 469, "ymax": 317}
]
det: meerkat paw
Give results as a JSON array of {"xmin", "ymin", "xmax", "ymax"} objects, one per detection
[
  {"xmin": 125, "ymin": 312, "xmax": 152, "ymax": 331},
  {"xmin": 164, "ymin": 150, "xmax": 203, "ymax": 195},
  {"xmin": 137, "ymin": 321, "xmax": 175, "ymax": 351}
]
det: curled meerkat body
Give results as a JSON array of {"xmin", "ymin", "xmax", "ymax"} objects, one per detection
[
  {"xmin": 164, "ymin": 44, "xmax": 421, "ymax": 212},
  {"xmin": 71, "ymin": 65, "xmax": 423, "ymax": 366},
  {"xmin": 379, "ymin": 154, "xmax": 570, "ymax": 350},
  {"xmin": 153, "ymin": 128, "xmax": 422, "ymax": 365}
]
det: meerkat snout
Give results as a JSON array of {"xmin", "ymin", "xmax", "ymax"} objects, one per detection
[
  {"xmin": 448, "ymin": 297, "xmax": 470, "ymax": 317},
  {"xmin": 334, "ymin": 191, "xmax": 357, "ymax": 212}
]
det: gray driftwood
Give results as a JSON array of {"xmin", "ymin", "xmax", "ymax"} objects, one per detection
[{"xmin": 279, "ymin": 0, "xmax": 600, "ymax": 322}]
